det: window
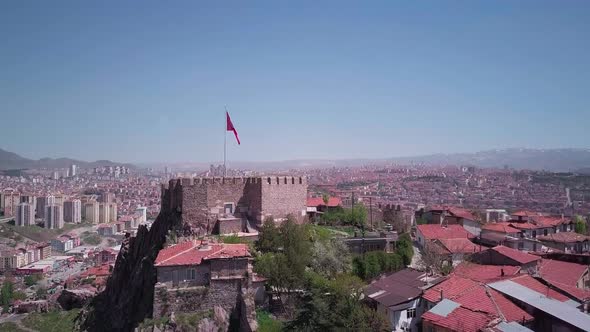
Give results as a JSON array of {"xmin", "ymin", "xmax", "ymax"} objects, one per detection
[
  {"xmin": 518, "ymin": 241, "xmax": 524, "ymax": 250},
  {"xmin": 532, "ymin": 231, "xmax": 537, "ymax": 238},
  {"xmin": 544, "ymin": 229, "xmax": 548, "ymax": 236},
  {"xmin": 187, "ymin": 268, "xmax": 196, "ymax": 280},
  {"xmin": 406, "ymin": 308, "xmax": 416, "ymax": 319},
  {"xmin": 224, "ymin": 203, "xmax": 234, "ymax": 214}
]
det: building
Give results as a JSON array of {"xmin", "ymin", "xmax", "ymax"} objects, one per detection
[
  {"xmin": 421, "ymin": 206, "xmax": 482, "ymax": 236},
  {"xmin": 161, "ymin": 176, "xmax": 308, "ymax": 236},
  {"xmin": 70, "ymin": 164, "xmax": 77, "ymax": 177},
  {"xmin": 99, "ymin": 203, "xmax": 110, "ymax": 223},
  {"xmin": 416, "ymin": 224, "xmax": 474, "ymax": 248},
  {"xmin": 97, "ymin": 223, "xmax": 116, "ymax": 236},
  {"xmin": 99, "ymin": 192, "xmax": 115, "ymax": 204},
  {"xmin": 44, "ymin": 204, "xmax": 64, "ymax": 229},
  {"xmin": 537, "ymin": 232, "xmax": 590, "ymax": 254},
  {"xmin": 430, "ymin": 238, "xmax": 483, "ymax": 266},
  {"xmin": 342, "ymin": 231, "xmax": 398, "ymax": 254},
  {"xmin": 36, "ymin": 195, "xmax": 55, "ymax": 219},
  {"xmin": 109, "ymin": 203, "xmax": 117, "ymax": 222},
  {"xmin": 364, "ymin": 268, "xmax": 439, "ymax": 332},
  {"xmin": 135, "ymin": 206, "xmax": 147, "ymax": 223},
  {"xmin": 538, "ymin": 259, "xmax": 590, "ymax": 290},
  {"xmin": 2, "ymin": 190, "xmax": 20, "ymax": 217},
  {"xmin": 84, "ymin": 201, "xmax": 100, "ymax": 224},
  {"xmin": 152, "ymin": 239, "xmax": 259, "ymax": 325},
  {"xmin": 471, "ymin": 245, "xmax": 541, "ymax": 271},
  {"xmin": 51, "ymin": 236, "xmax": 74, "ymax": 252},
  {"xmin": 16, "ymin": 202, "xmax": 35, "ymax": 226},
  {"xmin": 64, "ymin": 199, "xmax": 82, "ymax": 224},
  {"xmin": 20, "ymin": 194, "xmax": 37, "ymax": 210}
]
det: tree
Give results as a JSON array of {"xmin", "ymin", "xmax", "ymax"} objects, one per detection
[
  {"xmin": 419, "ymin": 242, "xmax": 450, "ymax": 276},
  {"xmin": 352, "ymin": 252, "xmax": 403, "ymax": 280},
  {"xmin": 0, "ymin": 280, "xmax": 15, "ymax": 311},
  {"xmin": 322, "ymin": 194, "xmax": 330, "ymax": 205},
  {"xmin": 396, "ymin": 233, "xmax": 414, "ymax": 266},
  {"xmin": 255, "ymin": 217, "xmax": 281, "ymax": 253},
  {"xmin": 574, "ymin": 215, "xmax": 588, "ymax": 235},
  {"xmin": 310, "ymin": 240, "xmax": 352, "ymax": 279}
]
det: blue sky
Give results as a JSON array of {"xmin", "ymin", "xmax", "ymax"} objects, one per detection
[{"xmin": 1, "ymin": 1, "xmax": 589, "ymax": 163}]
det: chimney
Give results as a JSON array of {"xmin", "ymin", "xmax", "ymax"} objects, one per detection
[
  {"xmin": 440, "ymin": 289, "xmax": 444, "ymax": 301},
  {"xmin": 501, "ymin": 268, "xmax": 505, "ymax": 277}
]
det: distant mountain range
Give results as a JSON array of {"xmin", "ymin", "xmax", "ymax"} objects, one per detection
[
  {"xmin": 3, "ymin": 147, "xmax": 590, "ymax": 172},
  {"xmin": 145, "ymin": 148, "xmax": 590, "ymax": 173},
  {"xmin": 0, "ymin": 148, "xmax": 135, "ymax": 170}
]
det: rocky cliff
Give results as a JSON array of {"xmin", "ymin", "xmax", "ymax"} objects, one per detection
[{"xmin": 76, "ymin": 185, "xmax": 183, "ymax": 331}]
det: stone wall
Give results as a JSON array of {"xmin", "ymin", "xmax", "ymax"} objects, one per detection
[
  {"xmin": 163, "ymin": 176, "xmax": 308, "ymax": 233},
  {"xmin": 153, "ymin": 279, "xmax": 241, "ymax": 319}
]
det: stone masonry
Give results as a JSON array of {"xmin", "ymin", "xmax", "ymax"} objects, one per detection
[{"xmin": 161, "ymin": 176, "xmax": 308, "ymax": 235}]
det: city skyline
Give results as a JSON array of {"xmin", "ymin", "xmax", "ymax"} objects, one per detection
[{"xmin": 1, "ymin": 1, "xmax": 589, "ymax": 163}]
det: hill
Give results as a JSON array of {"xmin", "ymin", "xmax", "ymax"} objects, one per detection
[{"xmin": 0, "ymin": 148, "xmax": 135, "ymax": 170}]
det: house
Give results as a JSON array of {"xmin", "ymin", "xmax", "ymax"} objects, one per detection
[
  {"xmin": 94, "ymin": 248, "xmax": 118, "ymax": 265},
  {"xmin": 452, "ymin": 263, "xmax": 521, "ymax": 282},
  {"xmin": 306, "ymin": 196, "xmax": 342, "ymax": 221},
  {"xmin": 342, "ymin": 231, "xmax": 398, "ymax": 254},
  {"xmin": 97, "ymin": 223, "xmax": 116, "ymax": 236},
  {"xmin": 152, "ymin": 239, "xmax": 260, "ymax": 323},
  {"xmin": 422, "ymin": 206, "xmax": 482, "ymax": 236},
  {"xmin": 538, "ymin": 259, "xmax": 590, "ymax": 290},
  {"xmin": 416, "ymin": 224, "xmax": 474, "ymax": 248},
  {"xmin": 479, "ymin": 223, "xmax": 521, "ymax": 246},
  {"xmin": 51, "ymin": 236, "xmax": 74, "ymax": 253},
  {"xmin": 421, "ymin": 274, "xmax": 534, "ymax": 332},
  {"xmin": 364, "ymin": 268, "xmax": 440, "ymax": 332},
  {"xmin": 471, "ymin": 245, "xmax": 541, "ymax": 271},
  {"xmin": 430, "ymin": 238, "xmax": 483, "ymax": 266},
  {"xmin": 537, "ymin": 232, "xmax": 590, "ymax": 254},
  {"xmin": 489, "ymin": 275, "xmax": 590, "ymax": 332}
]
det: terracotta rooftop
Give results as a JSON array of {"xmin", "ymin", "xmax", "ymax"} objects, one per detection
[
  {"xmin": 537, "ymin": 232, "xmax": 590, "ymax": 243},
  {"xmin": 490, "ymin": 245, "xmax": 541, "ymax": 265},
  {"xmin": 436, "ymin": 238, "xmax": 481, "ymax": 254},
  {"xmin": 306, "ymin": 196, "xmax": 342, "ymax": 207},
  {"xmin": 453, "ymin": 263, "xmax": 521, "ymax": 282},
  {"xmin": 417, "ymin": 224, "xmax": 474, "ymax": 240},
  {"xmin": 509, "ymin": 274, "xmax": 570, "ymax": 302},
  {"xmin": 155, "ymin": 240, "xmax": 250, "ymax": 267},
  {"xmin": 481, "ymin": 223, "xmax": 520, "ymax": 233},
  {"xmin": 538, "ymin": 259, "xmax": 589, "ymax": 287}
]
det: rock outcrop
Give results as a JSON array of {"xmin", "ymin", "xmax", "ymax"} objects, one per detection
[
  {"xmin": 77, "ymin": 185, "xmax": 183, "ymax": 332},
  {"xmin": 57, "ymin": 288, "xmax": 97, "ymax": 310}
]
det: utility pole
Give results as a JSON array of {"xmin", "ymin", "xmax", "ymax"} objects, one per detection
[{"xmin": 369, "ymin": 197, "xmax": 373, "ymax": 229}]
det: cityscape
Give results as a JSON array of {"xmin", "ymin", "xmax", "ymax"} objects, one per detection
[{"xmin": 2, "ymin": 1, "xmax": 590, "ymax": 332}]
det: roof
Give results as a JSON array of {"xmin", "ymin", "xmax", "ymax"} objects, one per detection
[
  {"xmin": 537, "ymin": 232, "xmax": 590, "ymax": 243},
  {"xmin": 532, "ymin": 216, "xmax": 570, "ymax": 227},
  {"xmin": 429, "ymin": 206, "xmax": 478, "ymax": 221},
  {"xmin": 488, "ymin": 280, "xmax": 590, "ymax": 331},
  {"xmin": 306, "ymin": 197, "xmax": 342, "ymax": 207},
  {"xmin": 155, "ymin": 240, "xmax": 250, "ymax": 267},
  {"xmin": 423, "ymin": 274, "xmax": 533, "ymax": 326},
  {"xmin": 453, "ymin": 263, "xmax": 521, "ymax": 282},
  {"xmin": 417, "ymin": 224, "xmax": 474, "ymax": 240},
  {"xmin": 511, "ymin": 210, "xmax": 543, "ymax": 217},
  {"xmin": 490, "ymin": 246, "xmax": 541, "ymax": 265},
  {"xmin": 482, "ymin": 223, "xmax": 521, "ymax": 234},
  {"xmin": 364, "ymin": 268, "xmax": 429, "ymax": 307},
  {"xmin": 508, "ymin": 274, "xmax": 570, "ymax": 302},
  {"xmin": 436, "ymin": 238, "xmax": 481, "ymax": 254},
  {"xmin": 538, "ymin": 259, "xmax": 589, "ymax": 287},
  {"xmin": 494, "ymin": 321, "xmax": 534, "ymax": 332},
  {"xmin": 422, "ymin": 303, "xmax": 494, "ymax": 332}
]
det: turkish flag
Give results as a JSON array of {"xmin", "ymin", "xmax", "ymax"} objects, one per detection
[{"xmin": 226, "ymin": 112, "xmax": 240, "ymax": 145}]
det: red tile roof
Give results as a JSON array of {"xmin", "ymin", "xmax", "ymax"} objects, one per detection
[
  {"xmin": 538, "ymin": 259, "xmax": 589, "ymax": 287},
  {"xmin": 481, "ymin": 223, "xmax": 521, "ymax": 234},
  {"xmin": 453, "ymin": 263, "xmax": 520, "ymax": 282},
  {"xmin": 490, "ymin": 245, "xmax": 541, "ymax": 265},
  {"xmin": 423, "ymin": 276, "xmax": 479, "ymax": 303},
  {"xmin": 436, "ymin": 238, "xmax": 481, "ymax": 254},
  {"xmin": 511, "ymin": 210, "xmax": 543, "ymax": 217},
  {"xmin": 532, "ymin": 216, "xmax": 570, "ymax": 227},
  {"xmin": 306, "ymin": 197, "xmax": 342, "ymax": 207},
  {"xmin": 422, "ymin": 305, "xmax": 493, "ymax": 332},
  {"xmin": 509, "ymin": 274, "xmax": 570, "ymax": 302},
  {"xmin": 488, "ymin": 288, "xmax": 534, "ymax": 323},
  {"xmin": 537, "ymin": 232, "xmax": 590, "ymax": 243},
  {"xmin": 429, "ymin": 206, "xmax": 478, "ymax": 221},
  {"xmin": 155, "ymin": 240, "xmax": 250, "ymax": 267},
  {"xmin": 417, "ymin": 224, "xmax": 474, "ymax": 241}
]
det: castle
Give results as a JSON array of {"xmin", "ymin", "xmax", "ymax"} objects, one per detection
[{"xmin": 161, "ymin": 176, "xmax": 308, "ymax": 235}]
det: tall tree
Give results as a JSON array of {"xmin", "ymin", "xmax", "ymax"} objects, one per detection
[{"xmin": 574, "ymin": 215, "xmax": 588, "ymax": 235}]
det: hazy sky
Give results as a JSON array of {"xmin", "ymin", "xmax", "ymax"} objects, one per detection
[{"xmin": 1, "ymin": 1, "xmax": 589, "ymax": 163}]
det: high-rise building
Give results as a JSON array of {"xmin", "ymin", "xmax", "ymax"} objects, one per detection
[
  {"xmin": 36, "ymin": 195, "xmax": 55, "ymax": 219},
  {"xmin": 84, "ymin": 202, "xmax": 100, "ymax": 224},
  {"xmin": 44, "ymin": 204, "xmax": 64, "ymax": 229},
  {"xmin": 20, "ymin": 194, "xmax": 37, "ymax": 208},
  {"xmin": 54, "ymin": 194, "xmax": 67, "ymax": 206},
  {"xmin": 109, "ymin": 203, "xmax": 118, "ymax": 222},
  {"xmin": 52, "ymin": 171, "xmax": 60, "ymax": 180},
  {"xmin": 99, "ymin": 192, "xmax": 115, "ymax": 204},
  {"xmin": 99, "ymin": 203, "xmax": 110, "ymax": 223},
  {"xmin": 16, "ymin": 203, "xmax": 35, "ymax": 227},
  {"xmin": 70, "ymin": 164, "xmax": 77, "ymax": 177},
  {"xmin": 135, "ymin": 206, "xmax": 148, "ymax": 223},
  {"xmin": 1, "ymin": 191, "xmax": 20, "ymax": 218},
  {"xmin": 64, "ymin": 199, "xmax": 82, "ymax": 224}
]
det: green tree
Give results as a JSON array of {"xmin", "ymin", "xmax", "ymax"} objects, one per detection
[
  {"xmin": 574, "ymin": 215, "xmax": 588, "ymax": 235},
  {"xmin": 255, "ymin": 217, "xmax": 281, "ymax": 253},
  {"xmin": 310, "ymin": 240, "xmax": 352, "ymax": 278},
  {"xmin": 0, "ymin": 280, "xmax": 14, "ymax": 311},
  {"xmin": 322, "ymin": 194, "xmax": 330, "ymax": 205},
  {"xmin": 396, "ymin": 233, "xmax": 414, "ymax": 266},
  {"xmin": 352, "ymin": 252, "xmax": 404, "ymax": 280}
]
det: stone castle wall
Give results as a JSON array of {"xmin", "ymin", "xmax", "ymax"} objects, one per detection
[{"xmin": 161, "ymin": 176, "xmax": 307, "ymax": 234}]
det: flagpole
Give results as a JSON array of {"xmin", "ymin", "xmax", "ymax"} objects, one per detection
[{"xmin": 224, "ymin": 106, "xmax": 227, "ymax": 177}]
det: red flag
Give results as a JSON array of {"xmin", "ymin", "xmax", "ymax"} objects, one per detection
[{"xmin": 226, "ymin": 112, "xmax": 240, "ymax": 145}]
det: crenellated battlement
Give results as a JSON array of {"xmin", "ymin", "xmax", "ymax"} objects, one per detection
[{"xmin": 162, "ymin": 176, "xmax": 306, "ymax": 192}]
